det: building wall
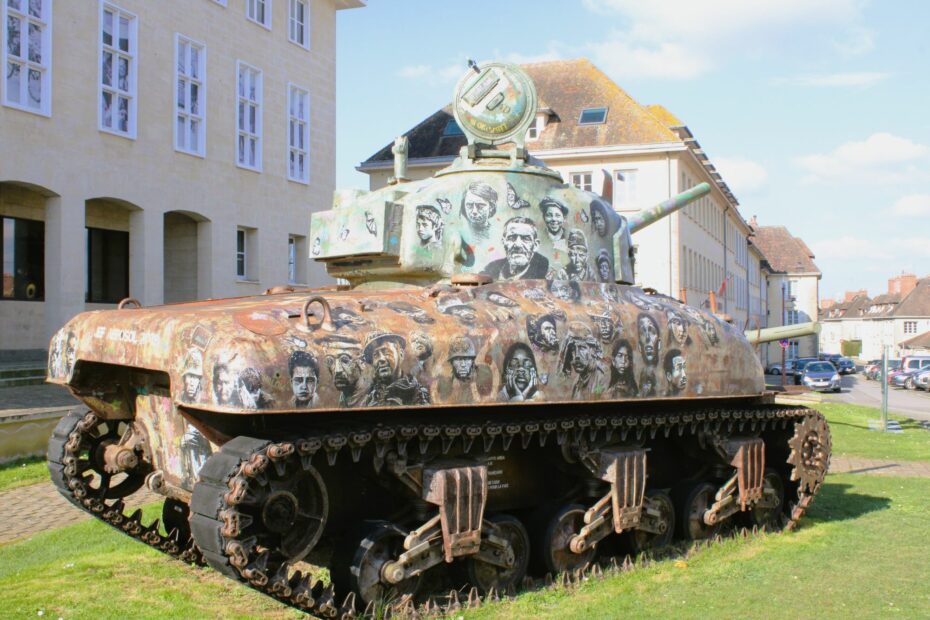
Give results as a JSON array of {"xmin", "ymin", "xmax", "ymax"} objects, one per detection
[
  {"xmin": 0, "ymin": 0, "xmax": 352, "ymax": 350},
  {"xmin": 764, "ymin": 272, "xmax": 820, "ymax": 361}
]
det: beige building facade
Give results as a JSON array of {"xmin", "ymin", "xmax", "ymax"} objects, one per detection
[
  {"xmin": 1, "ymin": 0, "xmax": 363, "ymax": 354},
  {"xmin": 358, "ymin": 60, "xmax": 765, "ymax": 329}
]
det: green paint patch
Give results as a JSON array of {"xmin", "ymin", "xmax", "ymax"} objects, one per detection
[
  {"xmin": 0, "ymin": 456, "xmax": 50, "ymax": 492},
  {"xmin": 813, "ymin": 402, "xmax": 930, "ymax": 462}
]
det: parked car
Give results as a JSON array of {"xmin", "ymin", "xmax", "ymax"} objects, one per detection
[
  {"xmin": 819, "ymin": 353, "xmax": 843, "ymax": 363},
  {"xmin": 836, "ymin": 357, "xmax": 856, "ymax": 374},
  {"xmin": 914, "ymin": 367, "xmax": 930, "ymax": 391},
  {"xmin": 799, "ymin": 361, "xmax": 842, "ymax": 392},
  {"xmin": 891, "ymin": 370, "xmax": 916, "ymax": 389},
  {"xmin": 793, "ymin": 357, "xmax": 820, "ymax": 385},
  {"xmin": 766, "ymin": 360, "xmax": 796, "ymax": 375},
  {"xmin": 863, "ymin": 360, "xmax": 882, "ymax": 379},
  {"xmin": 888, "ymin": 356, "xmax": 930, "ymax": 384},
  {"xmin": 867, "ymin": 359, "xmax": 900, "ymax": 381}
]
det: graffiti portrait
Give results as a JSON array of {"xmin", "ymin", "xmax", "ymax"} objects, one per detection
[
  {"xmin": 320, "ymin": 336, "xmax": 366, "ymax": 408},
  {"xmin": 362, "ymin": 331, "xmax": 430, "ymax": 407},
  {"xmin": 482, "ymin": 216, "xmax": 550, "ymax": 280},
  {"xmin": 506, "ymin": 182, "xmax": 530, "ymax": 209},
  {"xmin": 461, "ymin": 181, "xmax": 497, "ymax": 239},
  {"xmin": 288, "ymin": 351, "xmax": 320, "ymax": 408},
  {"xmin": 547, "ymin": 279, "xmax": 581, "ymax": 303},
  {"xmin": 596, "ymin": 249, "xmax": 612, "ymax": 283},
  {"xmin": 181, "ymin": 349, "xmax": 204, "ymax": 402},
  {"xmin": 331, "ymin": 306, "xmax": 369, "ymax": 330},
  {"xmin": 607, "ymin": 339, "xmax": 637, "ymax": 398},
  {"xmin": 637, "ymin": 313, "xmax": 661, "ymax": 366},
  {"xmin": 388, "ymin": 301, "xmax": 436, "ymax": 325},
  {"xmin": 63, "ymin": 331, "xmax": 77, "ymax": 377},
  {"xmin": 565, "ymin": 229, "xmax": 598, "ymax": 282},
  {"xmin": 665, "ymin": 349, "xmax": 688, "ymax": 395},
  {"xmin": 589, "ymin": 311, "xmax": 618, "ymax": 344},
  {"xmin": 539, "ymin": 197, "xmax": 568, "ymax": 251},
  {"xmin": 365, "ymin": 210, "xmax": 377, "ymax": 236},
  {"xmin": 311, "ymin": 236, "xmax": 321, "ymax": 256},
  {"xmin": 239, "ymin": 367, "xmax": 271, "ymax": 409},
  {"xmin": 639, "ymin": 368, "xmax": 657, "ymax": 397},
  {"xmin": 438, "ymin": 336, "xmax": 492, "ymax": 403},
  {"xmin": 499, "ymin": 342, "xmax": 540, "ymax": 401},
  {"xmin": 212, "ymin": 358, "xmax": 240, "ymax": 406},
  {"xmin": 628, "ymin": 289, "xmax": 662, "ymax": 312},
  {"xmin": 559, "ymin": 321, "xmax": 608, "ymax": 398},
  {"xmin": 410, "ymin": 331, "xmax": 433, "ymax": 377},
  {"xmin": 415, "ymin": 204, "xmax": 443, "ymax": 247},
  {"xmin": 701, "ymin": 318, "xmax": 720, "ymax": 346},
  {"xmin": 666, "ymin": 309, "xmax": 692, "ymax": 347},
  {"xmin": 180, "ymin": 423, "xmax": 213, "ymax": 485},
  {"xmin": 590, "ymin": 200, "xmax": 610, "ymax": 238},
  {"xmin": 486, "ymin": 291, "xmax": 519, "ymax": 307},
  {"xmin": 441, "ymin": 303, "xmax": 479, "ymax": 325},
  {"xmin": 527, "ymin": 313, "xmax": 560, "ymax": 352}
]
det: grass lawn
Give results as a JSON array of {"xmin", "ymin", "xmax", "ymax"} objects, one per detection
[
  {"xmin": 813, "ymin": 402, "xmax": 930, "ymax": 462},
  {"xmin": 0, "ymin": 456, "xmax": 50, "ymax": 492}
]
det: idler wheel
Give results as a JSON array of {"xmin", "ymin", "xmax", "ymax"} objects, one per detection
[
  {"xmin": 540, "ymin": 503, "xmax": 595, "ymax": 574},
  {"xmin": 54, "ymin": 415, "xmax": 147, "ymax": 500},
  {"xmin": 250, "ymin": 463, "xmax": 328, "ymax": 561},
  {"xmin": 464, "ymin": 514, "xmax": 530, "ymax": 594},
  {"xmin": 748, "ymin": 469, "xmax": 786, "ymax": 530},
  {"xmin": 676, "ymin": 481, "xmax": 720, "ymax": 541},
  {"xmin": 629, "ymin": 490, "xmax": 675, "ymax": 554},
  {"xmin": 349, "ymin": 522, "xmax": 421, "ymax": 608},
  {"xmin": 787, "ymin": 415, "xmax": 831, "ymax": 496}
]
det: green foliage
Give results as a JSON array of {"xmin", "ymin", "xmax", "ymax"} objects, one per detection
[
  {"xmin": 840, "ymin": 339, "xmax": 862, "ymax": 357},
  {"xmin": 813, "ymin": 402, "xmax": 930, "ymax": 462},
  {"xmin": 0, "ymin": 456, "xmax": 49, "ymax": 492}
]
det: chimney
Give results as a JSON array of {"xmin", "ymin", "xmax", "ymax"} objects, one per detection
[
  {"xmin": 749, "ymin": 215, "xmax": 759, "ymax": 229},
  {"xmin": 888, "ymin": 273, "xmax": 917, "ymax": 297},
  {"xmin": 843, "ymin": 289, "xmax": 867, "ymax": 302}
]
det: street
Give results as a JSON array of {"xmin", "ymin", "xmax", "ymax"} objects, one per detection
[{"xmin": 767, "ymin": 372, "xmax": 930, "ymax": 422}]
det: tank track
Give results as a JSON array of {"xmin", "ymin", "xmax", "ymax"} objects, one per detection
[{"xmin": 49, "ymin": 405, "xmax": 830, "ymax": 619}]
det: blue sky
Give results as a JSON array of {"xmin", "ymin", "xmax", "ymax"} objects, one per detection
[{"xmin": 335, "ymin": 1, "xmax": 930, "ymax": 300}]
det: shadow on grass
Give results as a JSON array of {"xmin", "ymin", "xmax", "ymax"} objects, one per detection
[{"xmin": 803, "ymin": 481, "xmax": 891, "ymax": 524}]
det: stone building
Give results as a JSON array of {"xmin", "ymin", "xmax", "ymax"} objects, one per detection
[
  {"xmin": 820, "ymin": 274, "xmax": 930, "ymax": 360},
  {"xmin": 750, "ymin": 225, "xmax": 822, "ymax": 365},
  {"xmin": 356, "ymin": 59, "xmax": 765, "ymax": 328},
  {"xmin": 0, "ymin": 0, "xmax": 364, "ymax": 357}
]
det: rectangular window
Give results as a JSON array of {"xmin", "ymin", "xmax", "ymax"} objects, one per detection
[
  {"xmin": 288, "ymin": 236, "xmax": 297, "ymax": 283},
  {"xmin": 578, "ymin": 107, "xmax": 607, "ymax": 125},
  {"xmin": 1, "ymin": 216, "xmax": 44, "ymax": 300},
  {"xmin": 288, "ymin": 0, "xmax": 308, "ymax": 48},
  {"xmin": 86, "ymin": 227, "xmax": 128, "ymax": 303},
  {"xmin": 442, "ymin": 118, "xmax": 463, "ymax": 137},
  {"xmin": 570, "ymin": 172, "xmax": 592, "ymax": 192},
  {"xmin": 904, "ymin": 321, "xmax": 917, "ymax": 334},
  {"xmin": 247, "ymin": 0, "xmax": 270, "ymax": 28},
  {"xmin": 287, "ymin": 83, "xmax": 309, "ymax": 183},
  {"xmin": 175, "ymin": 35, "xmax": 205, "ymax": 156},
  {"xmin": 3, "ymin": 0, "xmax": 52, "ymax": 115},
  {"xmin": 526, "ymin": 115, "xmax": 544, "ymax": 141},
  {"xmin": 288, "ymin": 234, "xmax": 306, "ymax": 284},
  {"xmin": 99, "ymin": 2, "xmax": 137, "ymax": 137},
  {"xmin": 236, "ymin": 61, "xmax": 262, "ymax": 170},
  {"xmin": 236, "ymin": 228, "xmax": 247, "ymax": 278},
  {"xmin": 615, "ymin": 169, "xmax": 638, "ymax": 205}
]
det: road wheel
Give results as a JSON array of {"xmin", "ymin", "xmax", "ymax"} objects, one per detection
[
  {"xmin": 538, "ymin": 503, "xmax": 595, "ymax": 574},
  {"xmin": 674, "ymin": 481, "xmax": 720, "ymax": 541},
  {"xmin": 463, "ymin": 514, "xmax": 530, "ymax": 594},
  {"xmin": 629, "ymin": 490, "xmax": 675, "ymax": 554},
  {"xmin": 747, "ymin": 469, "xmax": 786, "ymax": 530}
]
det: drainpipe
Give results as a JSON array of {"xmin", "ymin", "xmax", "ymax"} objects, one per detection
[{"xmin": 722, "ymin": 205, "xmax": 729, "ymax": 314}]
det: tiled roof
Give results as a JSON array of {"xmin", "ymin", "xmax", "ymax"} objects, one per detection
[
  {"xmin": 894, "ymin": 277, "xmax": 930, "ymax": 317},
  {"xmin": 824, "ymin": 293, "xmax": 871, "ymax": 319},
  {"xmin": 361, "ymin": 59, "xmax": 681, "ymax": 165},
  {"xmin": 751, "ymin": 226, "xmax": 821, "ymax": 274},
  {"xmin": 645, "ymin": 104, "xmax": 685, "ymax": 129},
  {"xmin": 900, "ymin": 330, "xmax": 930, "ymax": 349}
]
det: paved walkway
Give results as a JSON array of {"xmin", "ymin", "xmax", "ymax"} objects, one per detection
[
  {"xmin": 0, "ymin": 383, "xmax": 79, "ymax": 412},
  {"xmin": 0, "ymin": 482, "xmax": 158, "ymax": 545},
  {"xmin": 828, "ymin": 455, "xmax": 930, "ymax": 477}
]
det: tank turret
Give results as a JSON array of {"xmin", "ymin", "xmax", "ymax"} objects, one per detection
[{"xmin": 45, "ymin": 61, "xmax": 831, "ymax": 616}]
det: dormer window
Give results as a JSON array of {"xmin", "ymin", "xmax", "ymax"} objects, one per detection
[
  {"xmin": 442, "ymin": 119, "xmax": 463, "ymax": 137},
  {"xmin": 578, "ymin": 107, "xmax": 607, "ymax": 125},
  {"xmin": 526, "ymin": 114, "xmax": 545, "ymax": 141}
]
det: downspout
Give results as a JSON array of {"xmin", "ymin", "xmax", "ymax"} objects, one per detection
[
  {"xmin": 722, "ymin": 205, "xmax": 729, "ymax": 314},
  {"xmin": 667, "ymin": 152, "xmax": 674, "ymax": 295}
]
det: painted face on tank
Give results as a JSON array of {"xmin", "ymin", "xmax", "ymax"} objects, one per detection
[
  {"xmin": 508, "ymin": 347, "xmax": 536, "ymax": 392},
  {"xmin": 410, "ymin": 332, "xmax": 432, "ymax": 361},
  {"xmin": 503, "ymin": 220, "xmax": 539, "ymax": 271},
  {"xmin": 329, "ymin": 351, "xmax": 361, "ymax": 390},
  {"xmin": 612, "ymin": 341, "xmax": 632, "ymax": 374},
  {"xmin": 571, "ymin": 339, "xmax": 597, "ymax": 373},
  {"xmin": 487, "ymin": 292, "xmax": 518, "ymax": 307},
  {"xmin": 415, "ymin": 205, "xmax": 442, "ymax": 245},
  {"xmin": 701, "ymin": 318, "xmax": 720, "ymax": 346},
  {"xmin": 637, "ymin": 314, "xmax": 661, "ymax": 365},
  {"xmin": 549, "ymin": 280, "xmax": 573, "ymax": 301},
  {"xmin": 542, "ymin": 204, "xmax": 565, "ymax": 236},
  {"xmin": 540, "ymin": 318, "xmax": 559, "ymax": 348},
  {"xmin": 667, "ymin": 310, "xmax": 689, "ymax": 346},
  {"xmin": 290, "ymin": 366, "xmax": 317, "ymax": 404},
  {"xmin": 372, "ymin": 342, "xmax": 402, "ymax": 383},
  {"xmin": 568, "ymin": 243, "xmax": 589, "ymax": 273},
  {"xmin": 445, "ymin": 305, "xmax": 478, "ymax": 324},
  {"xmin": 598, "ymin": 258, "xmax": 611, "ymax": 282},
  {"xmin": 665, "ymin": 350, "xmax": 688, "ymax": 393},
  {"xmin": 462, "ymin": 185, "xmax": 496, "ymax": 229},
  {"xmin": 238, "ymin": 368, "xmax": 269, "ymax": 409},
  {"xmin": 592, "ymin": 209, "xmax": 607, "ymax": 237},
  {"xmin": 184, "ymin": 372, "xmax": 202, "ymax": 400},
  {"xmin": 451, "ymin": 356, "xmax": 476, "ymax": 380},
  {"xmin": 213, "ymin": 365, "xmax": 238, "ymax": 406}
]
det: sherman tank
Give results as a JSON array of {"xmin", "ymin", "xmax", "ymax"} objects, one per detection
[{"xmin": 46, "ymin": 63, "xmax": 830, "ymax": 617}]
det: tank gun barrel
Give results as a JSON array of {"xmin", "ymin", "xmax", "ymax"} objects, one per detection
[
  {"xmin": 627, "ymin": 182, "xmax": 712, "ymax": 234},
  {"xmin": 744, "ymin": 321, "xmax": 821, "ymax": 345}
]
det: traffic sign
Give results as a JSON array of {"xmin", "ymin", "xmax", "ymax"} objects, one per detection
[{"xmin": 779, "ymin": 339, "xmax": 789, "ymax": 349}]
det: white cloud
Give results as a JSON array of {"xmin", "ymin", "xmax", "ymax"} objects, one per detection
[
  {"xmin": 796, "ymin": 133, "xmax": 929, "ymax": 183},
  {"xmin": 891, "ymin": 194, "xmax": 930, "ymax": 217},
  {"xmin": 713, "ymin": 157, "xmax": 768, "ymax": 194},
  {"xmin": 578, "ymin": 0, "xmax": 869, "ymax": 79},
  {"xmin": 770, "ymin": 72, "xmax": 890, "ymax": 88},
  {"xmin": 812, "ymin": 236, "xmax": 892, "ymax": 261}
]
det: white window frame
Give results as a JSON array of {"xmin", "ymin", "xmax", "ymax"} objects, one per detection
[
  {"xmin": 570, "ymin": 171, "xmax": 592, "ymax": 192},
  {"xmin": 98, "ymin": 1, "xmax": 138, "ymax": 138},
  {"xmin": 236, "ymin": 60, "xmax": 263, "ymax": 171},
  {"xmin": 614, "ymin": 169, "xmax": 638, "ymax": 205},
  {"xmin": 525, "ymin": 114, "xmax": 544, "ymax": 141},
  {"xmin": 174, "ymin": 34, "xmax": 206, "ymax": 157},
  {"xmin": 2, "ymin": 0, "xmax": 53, "ymax": 116},
  {"xmin": 287, "ymin": 83, "xmax": 309, "ymax": 184},
  {"xmin": 246, "ymin": 0, "xmax": 271, "ymax": 29},
  {"xmin": 288, "ymin": 0, "xmax": 309, "ymax": 49}
]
